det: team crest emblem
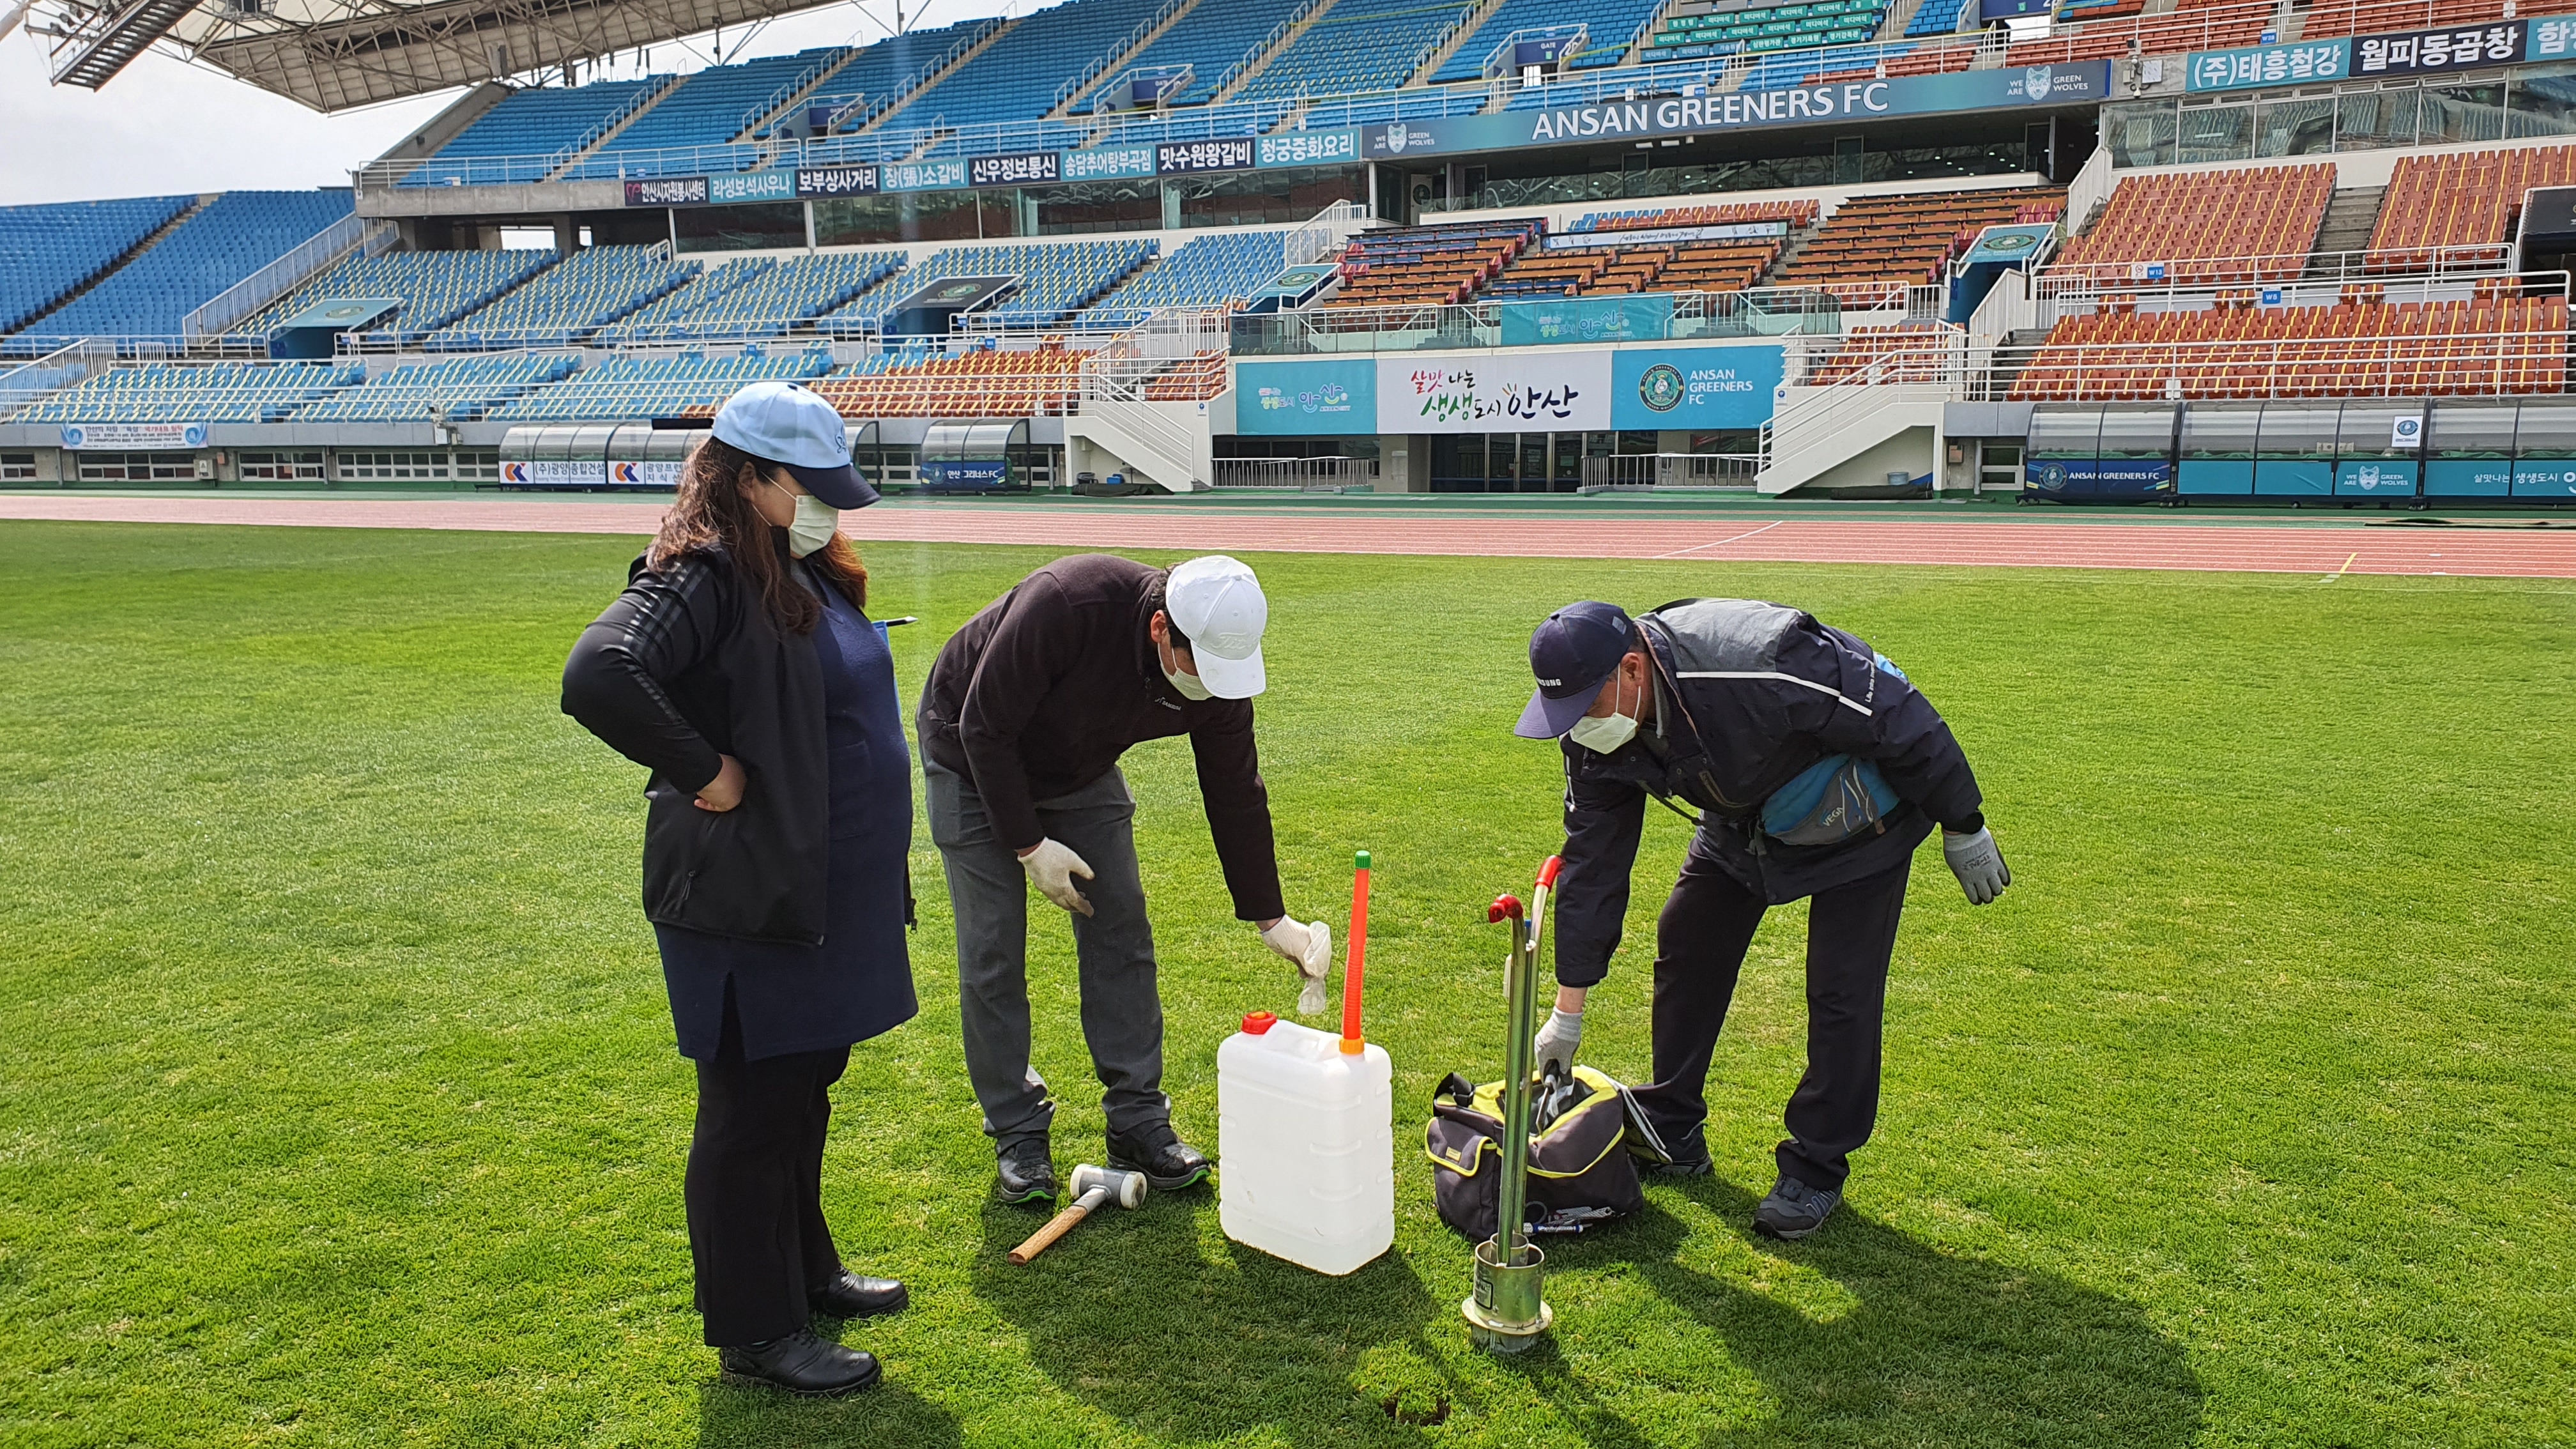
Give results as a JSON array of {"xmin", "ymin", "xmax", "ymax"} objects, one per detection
[
  {"xmin": 2023, "ymin": 66, "xmax": 2054, "ymax": 100},
  {"xmin": 1638, "ymin": 364, "xmax": 1685, "ymax": 413},
  {"xmin": 1382, "ymin": 123, "xmax": 1407, "ymax": 154}
]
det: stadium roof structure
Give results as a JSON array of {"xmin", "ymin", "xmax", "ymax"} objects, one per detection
[{"xmin": 32, "ymin": 0, "xmax": 836, "ymax": 111}]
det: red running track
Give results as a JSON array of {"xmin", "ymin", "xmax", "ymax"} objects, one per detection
[{"xmin": 4, "ymin": 494, "xmax": 2573, "ymax": 578}]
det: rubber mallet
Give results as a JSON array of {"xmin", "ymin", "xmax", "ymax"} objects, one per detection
[{"xmin": 1007, "ymin": 1162, "xmax": 1147, "ymax": 1265}]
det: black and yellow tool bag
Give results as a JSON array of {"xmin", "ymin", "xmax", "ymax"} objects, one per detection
[{"xmin": 1424, "ymin": 1066, "xmax": 1646, "ymax": 1241}]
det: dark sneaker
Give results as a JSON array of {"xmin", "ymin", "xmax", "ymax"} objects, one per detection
[
  {"xmin": 996, "ymin": 1138, "xmax": 1057, "ymax": 1206},
  {"xmin": 1623, "ymin": 1109, "xmax": 1713, "ymax": 1177},
  {"xmin": 808, "ymin": 1271, "xmax": 907, "ymax": 1319},
  {"xmin": 1105, "ymin": 1121, "xmax": 1212, "ymax": 1192},
  {"xmin": 1752, "ymin": 1175, "xmax": 1843, "ymax": 1241},
  {"xmin": 719, "ymin": 1328, "xmax": 880, "ymax": 1396}
]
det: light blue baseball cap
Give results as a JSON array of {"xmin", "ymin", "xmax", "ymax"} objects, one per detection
[{"xmin": 711, "ymin": 379, "xmax": 878, "ymax": 509}]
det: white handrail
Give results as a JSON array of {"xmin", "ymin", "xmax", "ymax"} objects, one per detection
[{"xmin": 183, "ymin": 213, "xmax": 387, "ymax": 341}]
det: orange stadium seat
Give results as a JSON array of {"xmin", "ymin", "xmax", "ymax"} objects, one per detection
[
  {"xmin": 2007, "ymin": 295, "xmax": 2568, "ymax": 401},
  {"xmin": 1771, "ymin": 186, "xmax": 2066, "ymax": 305},
  {"xmin": 2369, "ymin": 143, "xmax": 2576, "ymax": 270},
  {"xmin": 809, "ymin": 342, "xmax": 1089, "ymax": 419},
  {"xmin": 2052, "ymin": 163, "xmax": 2333, "ymax": 285}
]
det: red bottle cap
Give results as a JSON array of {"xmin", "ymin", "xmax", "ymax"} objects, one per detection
[{"xmin": 1241, "ymin": 1011, "xmax": 1278, "ymax": 1035}]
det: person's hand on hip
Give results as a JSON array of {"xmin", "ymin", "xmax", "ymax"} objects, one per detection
[
  {"xmin": 694, "ymin": 755, "xmax": 746, "ymax": 812},
  {"xmin": 1019, "ymin": 838, "xmax": 1096, "ymax": 916}
]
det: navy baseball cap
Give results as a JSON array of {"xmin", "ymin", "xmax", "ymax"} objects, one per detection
[
  {"xmin": 1515, "ymin": 601, "xmax": 1637, "ymax": 739},
  {"xmin": 712, "ymin": 380, "xmax": 879, "ymax": 510}
]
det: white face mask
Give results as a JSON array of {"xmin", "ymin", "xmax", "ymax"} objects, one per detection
[
  {"xmin": 1565, "ymin": 670, "xmax": 1640, "ymax": 755},
  {"xmin": 768, "ymin": 478, "xmax": 839, "ymax": 558},
  {"xmin": 1160, "ymin": 636, "xmax": 1214, "ymax": 700}
]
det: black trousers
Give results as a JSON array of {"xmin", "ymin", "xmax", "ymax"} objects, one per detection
[
  {"xmin": 1627, "ymin": 849, "xmax": 1911, "ymax": 1193},
  {"xmin": 686, "ymin": 994, "xmax": 852, "ymax": 1347}
]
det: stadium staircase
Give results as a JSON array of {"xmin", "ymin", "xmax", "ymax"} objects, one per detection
[
  {"xmin": 1757, "ymin": 213, "xmax": 1832, "ymax": 287},
  {"xmin": 2305, "ymin": 186, "xmax": 2389, "ymax": 279},
  {"xmin": 1409, "ymin": 0, "xmax": 1518, "ymax": 85},
  {"xmin": 547, "ymin": 73, "xmax": 685, "ymax": 181},
  {"xmin": 739, "ymin": 47, "xmax": 864, "ymax": 142},
  {"xmin": 8, "ymin": 195, "xmax": 210, "ymax": 340},
  {"xmin": 853, "ymin": 19, "xmax": 1024, "ymax": 132},
  {"xmin": 1051, "ymin": 0, "xmax": 1202, "ymax": 117},
  {"xmin": 1209, "ymin": 0, "xmax": 1342, "ymax": 103}
]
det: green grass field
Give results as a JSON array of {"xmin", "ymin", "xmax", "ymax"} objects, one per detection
[{"xmin": 1, "ymin": 521, "xmax": 2570, "ymax": 1448}]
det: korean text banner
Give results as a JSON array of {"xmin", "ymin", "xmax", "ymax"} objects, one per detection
[
  {"xmin": 2186, "ymin": 38, "xmax": 2350, "ymax": 92},
  {"xmin": 1609, "ymin": 346, "xmax": 1783, "ymax": 431},
  {"xmin": 1236, "ymin": 359, "xmax": 1376, "ymax": 434},
  {"xmin": 1377, "ymin": 353, "xmax": 1612, "ymax": 433},
  {"xmin": 2354, "ymin": 22, "xmax": 2522, "ymax": 77},
  {"xmin": 1361, "ymin": 63, "xmax": 2107, "ymax": 160},
  {"xmin": 1498, "ymin": 296, "xmax": 1675, "ymax": 346},
  {"xmin": 709, "ymin": 169, "xmax": 797, "ymax": 204}
]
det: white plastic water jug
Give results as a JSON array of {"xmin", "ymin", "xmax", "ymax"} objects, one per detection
[{"xmin": 1217, "ymin": 1012, "xmax": 1393, "ymax": 1276}]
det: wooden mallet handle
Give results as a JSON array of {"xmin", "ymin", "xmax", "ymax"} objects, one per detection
[{"xmin": 1008, "ymin": 1188, "xmax": 1107, "ymax": 1264}]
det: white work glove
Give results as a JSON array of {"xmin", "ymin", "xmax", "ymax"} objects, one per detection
[
  {"xmin": 1943, "ymin": 826, "xmax": 2011, "ymax": 905},
  {"xmin": 1020, "ymin": 838, "xmax": 1095, "ymax": 917},
  {"xmin": 1533, "ymin": 1009, "xmax": 1583, "ymax": 1074},
  {"xmin": 1261, "ymin": 917, "xmax": 1333, "ymax": 1015}
]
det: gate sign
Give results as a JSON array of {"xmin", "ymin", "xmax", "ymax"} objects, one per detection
[{"xmin": 59, "ymin": 422, "xmax": 206, "ymax": 449}]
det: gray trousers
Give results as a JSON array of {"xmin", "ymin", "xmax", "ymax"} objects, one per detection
[{"xmin": 923, "ymin": 755, "xmax": 1167, "ymax": 1147}]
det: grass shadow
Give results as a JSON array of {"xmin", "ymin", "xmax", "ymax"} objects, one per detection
[
  {"xmin": 1522, "ymin": 1178, "xmax": 2208, "ymax": 1448},
  {"xmin": 694, "ymin": 1376, "xmax": 963, "ymax": 1448},
  {"xmin": 971, "ymin": 1193, "xmax": 1447, "ymax": 1445}
]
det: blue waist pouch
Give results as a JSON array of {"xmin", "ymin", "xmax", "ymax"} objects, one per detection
[{"xmin": 1759, "ymin": 755, "xmax": 1901, "ymax": 846}]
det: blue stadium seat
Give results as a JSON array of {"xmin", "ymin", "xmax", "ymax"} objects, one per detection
[
  {"xmin": 293, "ymin": 355, "xmax": 581, "ymax": 422},
  {"xmin": 1431, "ymin": 0, "xmax": 1665, "ymax": 82},
  {"xmin": 404, "ymin": 80, "xmax": 668, "ymax": 186},
  {"xmin": 486, "ymin": 349, "xmax": 837, "ymax": 421},
  {"xmin": 1234, "ymin": 1, "xmax": 1475, "ymax": 102},
  {"xmin": 900, "ymin": 0, "xmax": 1165, "ymax": 132},
  {"xmin": 571, "ymin": 50, "xmax": 839, "ymax": 176},
  {"xmin": 231, "ymin": 249, "xmax": 560, "ymax": 342},
  {"xmin": 425, "ymin": 245, "xmax": 701, "ymax": 348},
  {"xmin": 1906, "ymin": 0, "xmax": 1971, "ymax": 36},
  {"xmin": 1078, "ymin": 232, "xmax": 1289, "ymax": 326},
  {"xmin": 821, "ymin": 239, "xmax": 1154, "ymax": 329},
  {"xmin": 15, "ymin": 360, "xmax": 362, "ymax": 424},
  {"xmin": 799, "ymin": 19, "xmax": 999, "ymax": 136},
  {"xmin": 592, "ymin": 251, "xmax": 908, "ymax": 345},
  {"xmin": 0, "ymin": 195, "xmax": 192, "ymax": 337},
  {"xmin": 1076, "ymin": 0, "xmax": 1305, "ymax": 107},
  {"xmin": 24, "ymin": 190, "xmax": 354, "ymax": 344}
]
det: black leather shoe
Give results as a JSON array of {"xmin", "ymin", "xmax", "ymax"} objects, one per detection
[
  {"xmin": 1106, "ymin": 1121, "xmax": 1212, "ymax": 1192},
  {"xmin": 718, "ymin": 1328, "xmax": 880, "ymax": 1396},
  {"xmin": 809, "ymin": 1271, "xmax": 908, "ymax": 1319},
  {"xmin": 996, "ymin": 1137, "xmax": 1057, "ymax": 1206}
]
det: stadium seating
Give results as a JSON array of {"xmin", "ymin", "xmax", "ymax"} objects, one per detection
[
  {"xmin": 569, "ymin": 51, "xmax": 838, "ymax": 173},
  {"xmin": 2295, "ymin": 0, "xmax": 2527, "ymax": 42},
  {"xmin": 1772, "ymin": 187, "xmax": 2063, "ymax": 303},
  {"xmin": 1808, "ymin": 320, "xmax": 1957, "ymax": 382},
  {"xmin": 425, "ymin": 245, "xmax": 700, "ymax": 348},
  {"xmin": 2003, "ymin": 0, "xmax": 2267, "ymax": 65},
  {"xmin": 1641, "ymin": 0, "xmax": 1892, "ymax": 65},
  {"xmin": 904, "ymin": 0, "xmax": 1165, "ymax": 130},
  {"xmin": 800, "ymin": 21, "xmax": 992, "ymax": 134},
  {"xmin": 1140, "ymin": 351, "xmax": 1228, "ymax": 399},
  {"xmin": 2051, "ymin": 164, "xmax": 2331, "ymax": 285},
  {"xmin": 292, "ymin": 355, "xmax": 581, "ymax": 422},
  {"xmin": 810, "ymin": 341, "xmax": 1087, "ymax": 417},
  {"xmin": 13, "ymin": 361, "xmax": 362, "ymax": 423},
  {"xmin": 0, "ymin": 195, "xmax": 192, "ymax": 337},
  {"xmin": 1485, "ymin": 236, "xmax": 1784, "ymax": 296},
  {"xmin": 232, "ymin": 248, "xmax": 560, "ymax": 340},
  {"xmin": 1090, "ymin": 0, "xmax": 1306, "ymax": 105},
  {"xmin": 594, "ymin": 251, "xmax": 910, "ymax": 344},
  {"xmin": 2009, "ymin": 293, "xmax": 2569, "ymax": 400},
  {"xmin": 486, "ymin": 349, "xmax": 836, "ymax": 420},
  {"xmin": 1431, "ymin": 0, "xmax": 1666, "ymax": 81},
  {"xmin": 406, "ymin": 80, "xmax": 669, "ymax": 185},
  {"xmin": 1235, "ymin": 1, "xmax": 1476, "ymax": 103},
  {"xmin": 26, "ymin": 190, "xmax": 354, "ymax": 342},
  {"xmin": 824, "ymin": 240, "xmax": 1153, "ymax": 328},
  {"xmin": 2369, "ymin": 144, "xmax": 2576, "ymax": 270},
  {"xmin": 1570, "ymin": 201, "xmax": 1821, "ymax": 231},
  {"xmin": 1905, "ymin": 0, "xmax": 1972, "ymax": 36},
  {"xmin": 1325, "ymin": 219, "xmax": 1543, "ymax": 308},
  {"xmin": 1078, "ymin": 233, "xmax": 1290, "ymax": 326}
]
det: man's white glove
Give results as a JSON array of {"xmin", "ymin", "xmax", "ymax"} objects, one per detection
[
  {"xmin": 1261, "ymin": 917, "xmax": 1333, "ymax": 1015},
  {"xmin": 1943, "ymin": 826, "xmax": 2010, "ymax": 905},
  {"xmin": 1020, "ymin": 838, "xmax": 1095, "ymax": 917},
  {"xmin": 1533, "ymin": 1009, "xmax": 1583, "ymax": 1074}
]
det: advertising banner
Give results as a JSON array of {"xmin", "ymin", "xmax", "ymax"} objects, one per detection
[
  {"xmin": 1610, "ymin": 346, "xmax": 1784, "ymax": 431},
  {"xmin": 921, "ymin": 459, "xmax": 1012, "ymax": 489},
  {"xmin": 608, "ymin": 459, "xmax": 686, "ymax": 488},
  {"xmin": 1361, "ymin": 63, "xmax": 2107, "ymax": 161},
  {"xmin": 499, "ymin": 459, "xmax": 604, "ymax": 487},
  {"xmin": 1378, "ymin": 353, "xmax": 1611, "ymax": 433},
  {"xmin": 884, "ymin": 159, "xmax": 969, "ymax": 192},
  {"xmin": 1237, "ymin": 358, "xmax": 1376, "ymax": 434},
  {"xmin": 970, "ymin": 151, "xmax": 1062, "ymax": 186},
  {"xmin": 625, "ymin": 176, "xmax": 708, "ymax": 206},
  {"xmin": 708, "ymin": 169, "xmax": 797, "ymax": 204},
  {"xmin": 797, "ymin": 165, "xmax": 880, "ymax": 197},
  {"xmin": 2186, "ymin": 38, "xmax": 2349, "ymax": 91},
  {"xmin": 2354, "ymin": 22, "xmax": 2522, "ymax": 77},
  {"xmin": 1956, "ymin": 222, "xmax": 2054, "ymax": 266},
  {"xmin": 1157, "ymin": 138, "xmax": 1256, "ymax": 174},
  {"xmin": 58, "ymin": 422, "xmax": 207, "ymax": 450},
  {"xmin": 1255, "ymin": 129, "xmax": 1360, "ymax": 168},
  {"xmin": 1542, "ymin": 221, "xmax": 1786, "ymax": 250},
  {"xmin": 1064, "ymin": 145, "xmax": 1159, "ymax": 181},
  {"xmin": 1498, "ymin": 296, "xmax": 1675, "ymax": 346},
  {"xmin": 2533, "ymin": 15, "xmax": 2576, "ymax": 59}
]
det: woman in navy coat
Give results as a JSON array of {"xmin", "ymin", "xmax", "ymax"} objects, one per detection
[{"xmin": 562, "ymin": 381, "xmax": 914, "ymax": 1397}]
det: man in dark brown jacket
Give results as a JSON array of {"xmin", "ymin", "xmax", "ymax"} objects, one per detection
[{"xmin": 918, "ymin": 553, "xmax": 1331, "ymax": 1206}]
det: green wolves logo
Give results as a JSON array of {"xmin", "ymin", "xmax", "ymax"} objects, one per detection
[{"xmin": 1637, "ymin": 364, "xmax": 1685, "ymax": 413}]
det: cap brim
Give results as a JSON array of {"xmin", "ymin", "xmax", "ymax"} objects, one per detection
[
  {"xmin": 1193, "ymin": 646, "xmax": 1264, "ymax": 700},
  {"xmin": 1515, "ymin": 684, "xmax": 1602, "ymax": 739},
  {"xmin": 785, "ymin": 460, "xmax": 880, "ymax": 510}
]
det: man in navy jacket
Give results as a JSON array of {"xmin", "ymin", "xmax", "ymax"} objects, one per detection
[{"xmin": 1516, "ymin": 598, "xmax": 2010, "ymax": 1239}]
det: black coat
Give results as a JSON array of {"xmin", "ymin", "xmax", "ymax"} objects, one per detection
[
  {"xmin": 1552, "ymin": 598, "xmax": 1985, "ymax": 986},
  {"xmin": 561, "ymin": 544, "xmax": 835, "ymax": 946}
]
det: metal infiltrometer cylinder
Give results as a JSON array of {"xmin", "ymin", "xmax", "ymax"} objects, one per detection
[{"xmin": 1463, "ymin": 856, "xmax": 1560, "ymax": 1353}]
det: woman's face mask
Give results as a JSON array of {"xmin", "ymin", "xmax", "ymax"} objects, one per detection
[
  {"xmin": 1567, "ymin": 668, "xmax": 1640, "ymax": 755},
  {"xmin": 767, "ymin": 475, "xmax": 839, "ymax": 558}
]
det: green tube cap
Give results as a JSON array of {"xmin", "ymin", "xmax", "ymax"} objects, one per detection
[{"xmin": 1354, "ymin": 850, "xmax": 1372, "ymax": 870}]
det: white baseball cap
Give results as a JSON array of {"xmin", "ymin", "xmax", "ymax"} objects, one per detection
[{"xmin": 1165, "ymin": 555, "xmax": 1268, "ymax": 699}]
